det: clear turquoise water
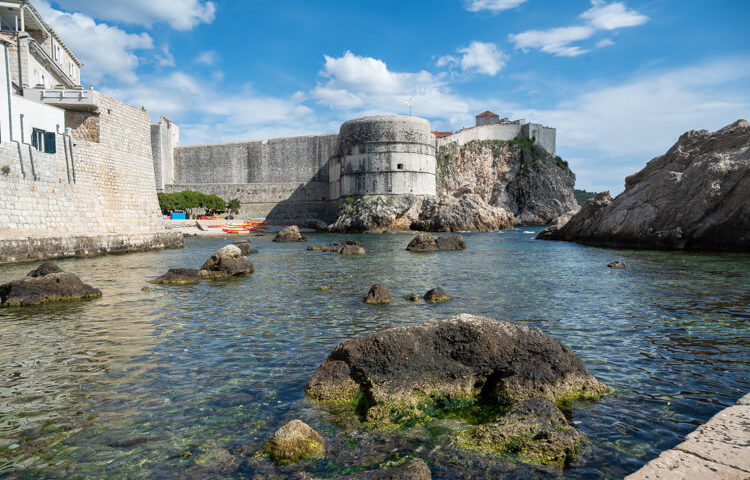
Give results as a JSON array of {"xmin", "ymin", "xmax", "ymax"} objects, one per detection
[{"xmin": 0, "ymin": 229, "xmax": 748, "ymax": 479}]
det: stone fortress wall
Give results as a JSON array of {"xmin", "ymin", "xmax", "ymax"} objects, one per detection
[
  {"xmin": 437, "ymin": 122, "xmax": 557, "ymax": 156},
  {"xmin": 0, "ymin": 93, "xmax": 183, "ymax": 264}
]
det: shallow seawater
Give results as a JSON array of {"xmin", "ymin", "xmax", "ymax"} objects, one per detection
[{"xmin": 0, "ymin": 229, "xmax": 748, "ymax": 479}]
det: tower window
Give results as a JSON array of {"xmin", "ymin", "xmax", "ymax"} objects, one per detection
[{"xmin": 397, "ymin": 163, "xmax": 404, "ymax": 170}]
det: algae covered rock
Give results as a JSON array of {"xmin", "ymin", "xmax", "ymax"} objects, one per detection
[
  {"xmin": 233, "ymin": 240, "xmax": 256, "ymax": 255},
  {"xmin": 453, "ymin": 398, "xmax": 581, "ymax": 467},
  {"xmin": 199, "ymin": 245, "xmax": 254, "ymax": 279},
  {"xmin": 406, "ymin": 233, "xmax": 466, "ymax": 252},
  {"xmin": 273, "ymin": 225, "xmax": 307, "ymax": 242},
  {"xmin": 262, "ymin": 420, "xmax": 325, "ymax": 464},
  {"xmin": 340, "ymin": 245, "xmax": 366, "ymax": 256},
  {"xmin": 423, "ymin": 288, "xmax": 451, "ymax": 303},
  {"xmin": 1, "ymin": 264, "xmax": 102, "ymax": 307},
  {"xmin": 363, "ymin": 284, "xmax": 392, "ymax": 305},
  {"xmin": 607, "ymin": 260, "xmax": 628, "ymax": 269},
  {"xmin": 305, "ymin": 314, "xmax": 606, "ymax": 427},
  {"xmin": 151, "ymin": 268, "xmax": 202, "ymax": 285}
]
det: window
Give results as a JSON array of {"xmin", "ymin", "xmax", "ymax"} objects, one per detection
[
  {"xmin": 397, "ymin": 163, "xmax": 404, "ymax": 170},
  {"xmin": 31, "ymin": 129, "xmax": 56, "ymax": 154},
  {"xmin": 54, "ymin": 44, "xmax": 62, "ymax": 63}
]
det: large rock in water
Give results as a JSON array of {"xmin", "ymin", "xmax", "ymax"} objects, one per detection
[
  {"xmin": 151, "ymin": 268, "xmax": 202, "ymax": 285},
  {"xmin": 273, "ymin": 225, "xmax": 307, "ymax": 242},
  {"xmin": 538, "ymin": 120, "xmax": 750, "ymax": 251},
  {"xmin": 0, "ymin": 263, "xmax": 102, "ymax": 307},
  {"xmin": 406, "ymin": 233, "xmax": 466, "ymax": 252},
  {"xmin": 412, "ymin": 192, "xmax": 514, "ymax": 232},
  {"xmin": 305, "ymin": 314, "xmax": 606, "ymax": 427},
  {"xmin": 453, "ymin": 398, "xmax": 582, "ymax": 467},
  {"xmin": 328, "ymin": 195, "xmax": 424, "ymax": 233},
  {"xmin": 199, "ymin": 245, "xmax": 254, "ymax": 279},
  {"xmin": 437, "ymin": 140, "xmax": 578, "ymax": 225}
]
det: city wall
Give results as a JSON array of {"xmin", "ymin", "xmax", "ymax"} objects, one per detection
[
  {"xmin": 168, "ymin": 134, "xmax": 338, "ymax": 223},
  {"xmin": 437, "ymin": 122, "xmax": 557, "ymax": 156},
  {"xmin": 0, "ymin": 94, "xmax": 182, "ymax": 264}
]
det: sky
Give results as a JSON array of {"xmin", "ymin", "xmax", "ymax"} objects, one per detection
[{"xmin": 39, "ymin": 0, "xmax": 749, "ymax": 194}]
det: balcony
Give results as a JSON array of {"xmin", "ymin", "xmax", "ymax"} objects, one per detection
[{"xmin": 24, "ymin": 88, "xmax": 99, "ymax": 112}]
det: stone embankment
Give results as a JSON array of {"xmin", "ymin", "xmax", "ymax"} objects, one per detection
[
  {"xmin": 626, "ymin": 393, "xmax": 749, "ymax": 479},
  {"xmin": 538, "ymin": 120, "xmax": 750, "ymax": 251}
]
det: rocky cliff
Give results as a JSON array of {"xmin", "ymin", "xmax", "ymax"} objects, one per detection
[
  {"xmin": 437, "ymin": 139, "xmax": 578, "ymax": 225},
  {"xmin": 538, "ymin": 120, "xmax": 750, "ymax": 251}
]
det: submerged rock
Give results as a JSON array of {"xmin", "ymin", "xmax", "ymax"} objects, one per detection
[
  {"xmin": 340, "ymin": 245, "xmax": 366, "ymax": 256},
  {"xmin": 305, "ymin": 314, "xmax": 607, "ymax": 427},
  {"xmin": 273, "ymin": 225, "xmax": 308, "ymax": 243},
  {"xmin": 151, "ymin": 268, "xmax": 202, "ymax": 285},
  {"xmin": 407, "ymin": 294, "xmax": 420, "ymax": 302},
  {"xmin": 537, "ymin": 120, "xmax": 750, "ymax": 251},
  {"xmin": 423, "ymin": 288, "xmax": 451, "ymax": 303},
  {"xmin": 412, "ymin": 193, "xmax": 514, "ymax": 232},
  {"xmin": 262, "ymin": 420, "xmax": 325, "ymax": 464},
  {"xmin": 199, "ymin": 245, "xmax": 254, "ymax": 279},
  {"xmin": 363, "ymin": 284, "xmax": 392, "ymax": 305},
  {"xmin": 307, "ymin": 245, "xmax": 330, "ymax": 251},
  {"xmin": 453, "ymin": 398, "xmax": 581, "ymax": 467},
  {"xmin": 406, "ymin": 233, "xmax": 466, "ymax": 252},
  {"xmin": 339, "ymin": 458, "xmax": 432, "ymax": 480},
  {"xmin": 1, "ymin": 264, "xmax": 102, "ymax": 307},
  {"xmin": 607, "ymin": 261, "xmax": 628, "ymax": 269}
]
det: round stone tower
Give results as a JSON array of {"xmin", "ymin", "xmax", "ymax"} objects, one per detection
[{"xmin": 329, "ymin": 115, "xmax": 436, "ymax": 200}]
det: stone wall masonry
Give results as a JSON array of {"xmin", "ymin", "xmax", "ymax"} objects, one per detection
[{"xmin": 0, "ymin": 93, "xmax": 182, "ymax": 264}]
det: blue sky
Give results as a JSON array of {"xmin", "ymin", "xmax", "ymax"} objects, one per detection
[{"xmin": 40, "ymin": 0, "xmax": 749, "ymax": 193}]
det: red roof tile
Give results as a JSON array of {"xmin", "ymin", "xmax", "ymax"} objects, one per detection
[{"xmin": 476, "ymin": 111, "xmax": 499, "ymax": 118}]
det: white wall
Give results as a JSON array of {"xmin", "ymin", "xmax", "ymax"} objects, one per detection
[
  {"xmin": 437, "ymin": 123, "xmax": 523, "ymax": 148},
  {"xmin": 0, "ymin": 42, "xmax": 65, "ymax": 144}
]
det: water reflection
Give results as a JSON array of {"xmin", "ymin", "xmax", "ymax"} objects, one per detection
[{"xmin": 0, "ymin": 230, "xmax": 748, "ymax": 478}]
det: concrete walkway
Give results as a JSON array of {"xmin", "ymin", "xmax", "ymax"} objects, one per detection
[{"xmin": 626, "ymin": 393, "xmax": 749, "ymax": 479}]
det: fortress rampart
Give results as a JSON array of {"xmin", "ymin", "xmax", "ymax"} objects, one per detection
[{"xmin": 156, "ymin": 114, "xmax": 556, "ymax": 224}]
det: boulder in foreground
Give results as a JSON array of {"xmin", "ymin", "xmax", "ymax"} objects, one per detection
[
  {"xmin": 406, "ymin": 233, "xmax": 466, "ymax": 252},
  {"xmin": 1, "ymin": 263, "xmax": 102, "ymax": 307},
  {"xmin": 262, "ymin": 420, "xmax": 325, "ymax": 464},
  {"xmin": 305, "ymin": 314, "xmax": 607, "ymax": 427},
  {"xmin": 453, "ymin": 398, "xmax": 581, "ymax": 467},
  {"xmin": 339, "ymin": 458, "xmax": 432, "ymax": 479},
  {"xmin": 199, "ymin": 245, "xmax": 254, "ymax": 279},
  {"xmin": 273, "ymin": 225, "xmax": 307, "ymax": 242},
  {"xmin": 538, "ymin": 120, "xmax": 750, "ymax": 251},
  {"xmin": 151, "ymin": 268, "xmax": 202, "ymax": 285}
]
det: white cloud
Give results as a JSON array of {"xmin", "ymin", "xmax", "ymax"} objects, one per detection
[
  {"xmin": 595, "ymin": 38, "xmax": 614, "ymax": 48},
  {"xmin": 465, "ymin": 0, "xmax": 528, "ymax": 12},
  {"xmin": 439, "ymin": 42, "xmax": 508, "ymax": 76},
  {"xmin": 196, "ymin": 50, "xmax": 220, "ymax": 66},
  {"xmin": 155, "ymin": 45, "xmax": 175, "ymax": 68},
  {"xmin": 515, "ymin": 57, "xmax": 750, "ymax": 192},
  {"xmin": 509, "ymin": 1, "xmax": 648, "ymax": 57},
  {"xmin": 52, "ymin": 0, "xmax": 216, "ymax": 30},
  {"xmin": 36, "ymin": 1, "xmax": 153, "ymax": 85},
  {"xmin": 581, "ymin": 0, "xmax": 648, "ymax": 30},
  {"xmin": 509, "ymin": 26, "xmax": 595, "ymax": 57},
  {"xmin": 311, "ymin": 51, "xmax": 470, "ymax": 121}
]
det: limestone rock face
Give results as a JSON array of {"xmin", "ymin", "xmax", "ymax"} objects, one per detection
[
  {"xmin": 535, "ymin": 209, "xmax": 578, "ymax": 240},
  {"xmin": 363, "ymin": 284, "xmax": 392, "ymax": 305},
  {"xmin": 406, "ymin": 233, "xmax": 466, "ymax": 252},
  {"xmin": 1, "ymin": 264, "xmax": 102, "ymax": 307},
  {"xmin": 305, "ymin": 314, "xmax": 607, "ymax": 426},
  {"xmin": 454, "ymin": 398, "xmax": 582, "ymax": 467},
  {"xmin": 199, "ymin": 245, "xmax": 254, "ymax": 279},
  {"xmin": 262, "ymin": 420, "xmax": 325, "ymax": 464},
  {"xmin": 328, "ymin": 195, "xmax": 424, "ymax": 234},
  {"xmin": 412, "ymin": 192, "xmax": 514, "ymax": 232},
  {"xmin": 151, "ymin": 268, "xmax": 202, "ymax": 285},
  {"xmin": 437, "ymin": 140, "xmax": 578, "ymax": 225},
  {"xmin": 538, "ymin": 120, "xmax": 750, "ymax": 251},
  {"xmin": 273, "ymin": 225, "xmax": 308, "ymax": 242}
]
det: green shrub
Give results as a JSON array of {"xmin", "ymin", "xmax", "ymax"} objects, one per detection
[{"xmin": 1, "ymin": 165, "xmax": 9, "ymax": 176}]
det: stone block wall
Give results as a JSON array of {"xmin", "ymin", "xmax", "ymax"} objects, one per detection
[{"xmin": 0, "ymin": 93, "xmax": 181, "ymax": 264}]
